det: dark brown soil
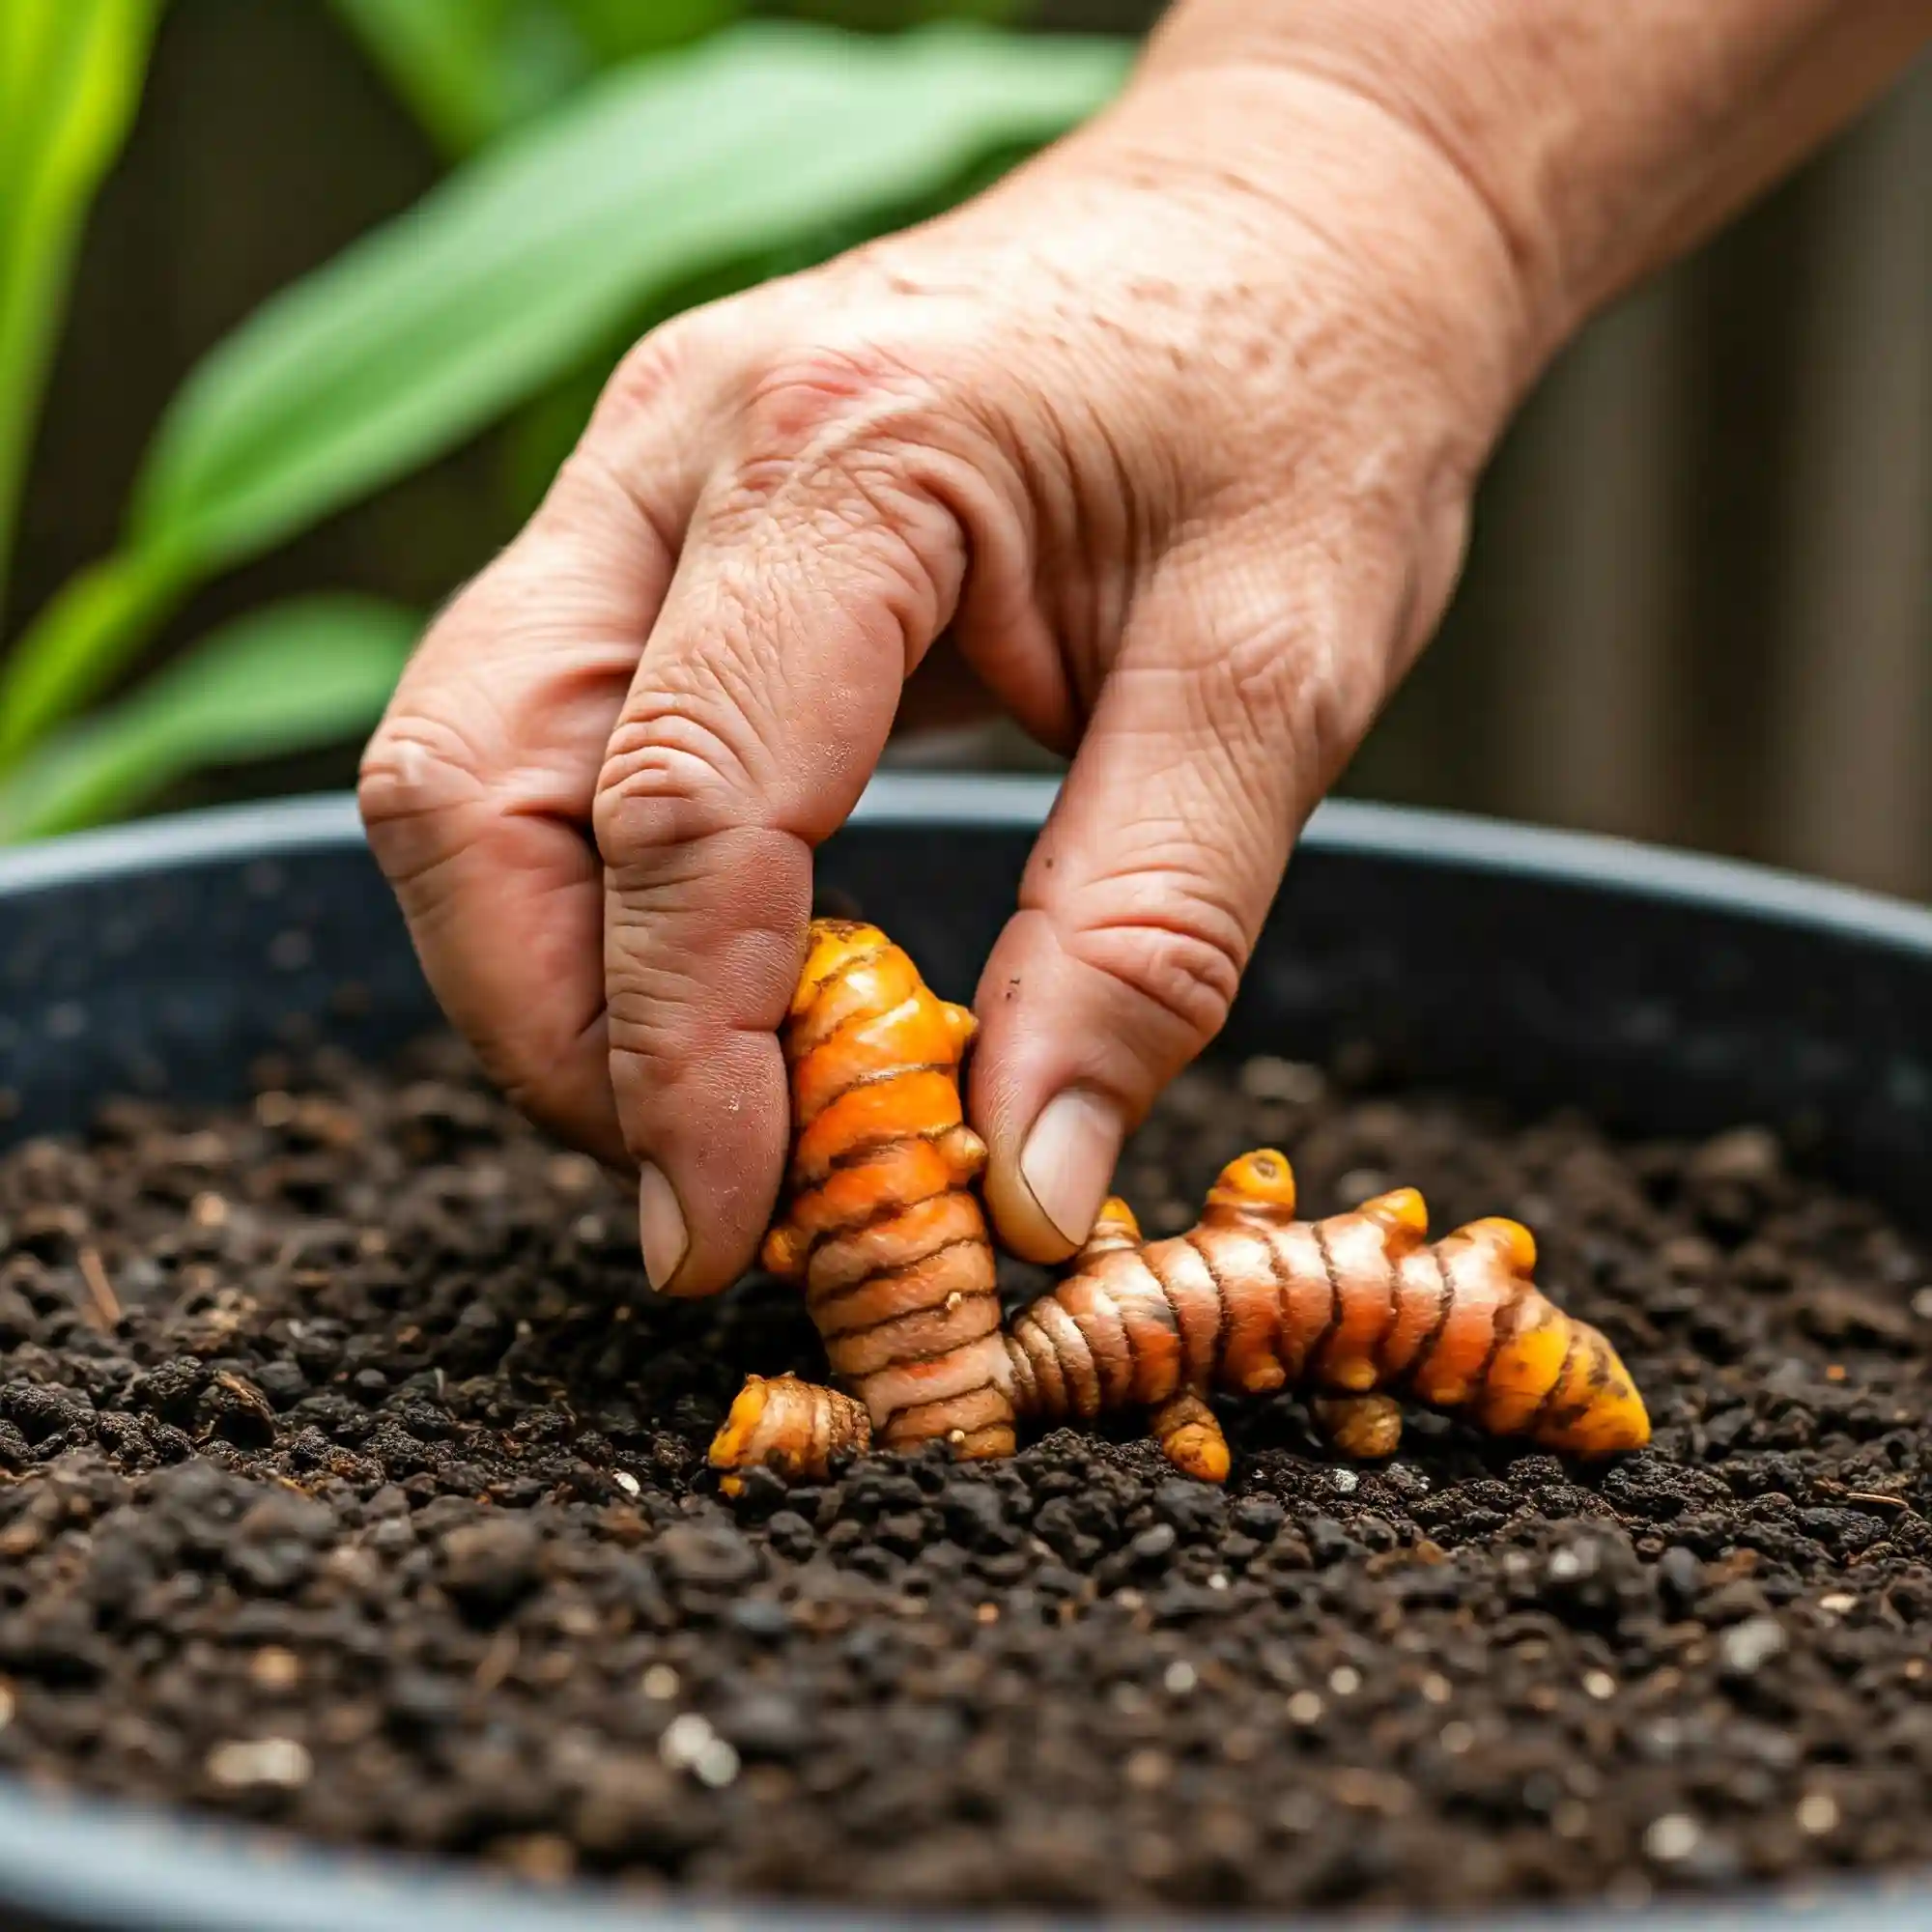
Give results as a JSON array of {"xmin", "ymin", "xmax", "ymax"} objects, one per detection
[{"xmin": 0, "ymin": 1038, "xmax": 1927, "ymax": 1918}]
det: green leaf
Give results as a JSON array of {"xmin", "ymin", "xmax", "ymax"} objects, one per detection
[
  {"xmin": 0, "ymin": 19, "xmax": 1129, "ymax": 765},
  {"xmin": 328, "ymin": 0, "xmax": 740, "ymax": 158},
  {"xmin": 0, "ymin": 595, "xmax": 417, "ymax": 841},
  {"xmin": 131, "ymin": 21, "xmax": 1129, "ymax": 573},
  {"xmin": 557, "ymin": 0, "xmax": 742, "ymax": 64},
  {"xmin": 0, "ymin": 542, "xmax": 192, "ymax": 765},
  {"xmin": 327, "ymin": 0, "xmax": 592, "ymax": 156},
  {"xmin": 784, "ymin": 0, "xmax": 1029, "ymax": 27},
  {"xmin": 0, "ymin": 0, "xmax": 160, "ymax": 623}
]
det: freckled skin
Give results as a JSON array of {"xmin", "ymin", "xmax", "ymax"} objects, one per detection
[{"xmin": 711, "ymin": 923, "xmax": 1651, "ymax": 1488}]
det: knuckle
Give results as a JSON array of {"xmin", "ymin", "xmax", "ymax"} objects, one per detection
[
  {"xmin": 716, "ymin": 337, "xmax": 968, "ymax": 645},
  {"xmin": 598, "ymin": 306, "xmax": 719, "ymax": 426},
  {"xmin": 1066, "ymin": 885, "xmax": 1247, "ymax": 1048},
  {"xmin": 729, "ymin": 340, "xmax": 960, "ymax": 530},
  {"xmin": 355, "ymin": 716, "xmax": 487, "ymax": 872},
  {"xmin": 1179, "ymin": 529, "xmax": 1400, "ymax": 792},
  {"xmin": 742, "ymin": 339, "xmax": 934, "ymax": 451},
  {"xmin": 593, "ymin": 705, "xmax": 766, "ymax": 869},
  {"xmin": 602, "ymin": 944, "xmax": 712, "ymax": 1072}
]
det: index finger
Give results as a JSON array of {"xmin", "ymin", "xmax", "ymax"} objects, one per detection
[{"xmin": 591, "ymin": 355, "xmax": 994, "ymax": 1295}]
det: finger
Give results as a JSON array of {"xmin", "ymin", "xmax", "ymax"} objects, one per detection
[
  {"xmin": 592, "ymin": 355, "xmax": 1025, "ymax": 1297},
  {"xmin": 358, "ymin": 341, "xmax": 709, "ymax": 1166},
  {"xmin": 973, "ymin": 532, "xmax": 1415, "ymax": 1263}
]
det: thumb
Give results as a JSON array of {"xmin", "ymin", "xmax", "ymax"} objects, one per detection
[{"xmin": 972, "ymin": 546, "xmax": 1406, "ymax": 1263}]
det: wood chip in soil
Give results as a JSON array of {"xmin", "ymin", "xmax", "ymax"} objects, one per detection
[{"xmin": 0, "ymin": 1037, "xmax": 1926, "ymax": 1916}]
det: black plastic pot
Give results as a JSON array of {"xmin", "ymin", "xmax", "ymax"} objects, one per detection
[{"xmin": 1, "ymin": 776, "xmax": 1930, "ymax": 1932}]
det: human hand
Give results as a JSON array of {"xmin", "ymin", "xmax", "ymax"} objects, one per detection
[{"xmin": 356, "ymin": 44, "xmax": 1536, "ymax": 1295}]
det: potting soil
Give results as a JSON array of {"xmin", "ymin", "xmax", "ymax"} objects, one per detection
[{"xmin": 0, "ymin": 1037, "xmax": 1926, "ymax": 1915}]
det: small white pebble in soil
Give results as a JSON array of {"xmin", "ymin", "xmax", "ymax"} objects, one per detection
[
  {"xmin": 1274, "ymin": 1790, "xmax": 1321, "ymax": 1833},
  {"xmin": 546, "ymin": 1153, "xmax": 601, "ymax": 1196},
  {"xmin": 188, "ymin": 1192, "xmax": 228, "ymax": 1230},
  {"xmin": 659, "ymin": 1714, "xmax": 719, "ymax": 1773},
  {"xmin": 693, "ymin": 1739, "xmax": 740, "ymax": 1790},
  {"xmin": 1420, "ymin": 1673, "xmax": 1452, "ymax": 1705},
  {"xmin": 498, "ymin": 1833, "xmax": 575, "ymax": 1884},
  {"xmin": 1548, "ymin": 1547, "xmax": 1587, "ymax": 1583},
  {"xmin": 1239, "ymin": 1056, "xmax": 1323, "ymax": 1105},
  {"xmin": 1328, "ymin": 1665, "xmax": 1361, "ymax": 1697},
  {"xmin": 1818, "ymin": 1591, "xmax": 1858, "ymax": 1617},
  {"xmin": 206, "ymin": 1737, "xmax": 312, "ymax": 1790},
  {"xmin": 1582, "ymin": 1670, "xmax": 1617, "ymax": 1701},
  {"xmin": 1644, "ymin": 1813, "xmax": 1702, "ymax": 1863},
  {"xmin": 1913, "ymin": 1286, "xmax": 1932, "ymax": 1321},
  {"xmin": 1796, "ymin": 1792, "xmax": 1840, "ymax": 1835},
  {"xmin": 1331, "ymin": 1468, "xmax": 1359, "ymax": 1495},
  {"xmin": 1124, "ymin": 1749, "xmax": 1171, "ymax": 1791},
  {"xmin": 1719, "ymin": 1615, "xmax": 1787, "ymax": 1674},
  {"xmin": 1207, "ymin": 1573, "xmax": 1229, "ymax": 1592},
  {"xmin": 248, "ymin": 1647, "xmax": 301, "ymax": 1691},
  {"xmin": 612, "ymin": 1470, "xmax": 640, "ymax": 1498},
  {"xmin": 639, "ymin": 1664, "xmax": 680, "ymax": 1701},
  {"xmin": 1286, "ymin": 1691, "xmax": 1323, "ymax": 1725},
  {"xmin": 1162, "ymin": 1661, "xmax": 1198, "ymax": 1695},
  {"xmin": 1438, "ymin": 1721, "xmax": 1475, "ymax": 1756},
  {"xmin": 1336, "ymin": 1169, "xmax": 1390, "ymax": 1208}
]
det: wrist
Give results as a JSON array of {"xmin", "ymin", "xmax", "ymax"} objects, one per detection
[
  {"xmin": 1141, "ymin": 0, "xmax": 1932, "ymax": 357},
  {"xmin": 1134, "ymin": 0, "xmax": 1594, "ymax": 366},
  {"xmin": 1079, "ymin": 49, "xmax": 1545, "ymax": 459}
]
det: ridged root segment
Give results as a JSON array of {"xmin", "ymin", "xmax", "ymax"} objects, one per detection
[
  {"xmin": 708, "ymin": 1375, "xmax": 870, "ymax": 1495},
  {"xmin": 759, "ymin": 920, "xmax": 1016, "ymax": 1463},
  {"xmin": 1405, "ymin": 1215, "xmax": 1651, "ymax": 1458},
  {"xmin": 1004, "ymin": 1149, "xmax": 1651, "ymax": 1484}
]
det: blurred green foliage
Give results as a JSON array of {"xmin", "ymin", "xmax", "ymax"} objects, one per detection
[
  {"xmin": 0, "ymin": 0, "xmax": 1130, "ymax": 841},
  {"xmin": 0, "ymin": 0, "xmax": 159, "ymax": 633}
]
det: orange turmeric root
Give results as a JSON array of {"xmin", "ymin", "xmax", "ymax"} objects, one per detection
[
  {"xmin": 710, "ymin": 922, "xmax": 1651, "ymax": 1490},
  {"xmin": 708, "ymin": 1372, "xmax": 870, "ymax": 1484},
  {"xmin": 719, "ymin": 920, "xmax": 1016, "ymax": 1487},
  {"xmin": 1000, "ymin": 1151, "xmax": 1650, "ymax": 1479}
]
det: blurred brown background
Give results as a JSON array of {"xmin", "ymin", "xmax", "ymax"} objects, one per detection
[{"xmin": 11, "ymin": 1, "xmax": 1932, "ymax": 895}]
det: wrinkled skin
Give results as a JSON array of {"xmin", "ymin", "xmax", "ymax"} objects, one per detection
[{"xmin": 359, "ymin": 1, "xmax": 1932, "ymax": 1298}]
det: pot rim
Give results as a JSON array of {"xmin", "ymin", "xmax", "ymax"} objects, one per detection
[
  {"xmin": 6, "ymin": 778, "xmax": 1932, "ymax": 961},
  {"xmin": 0, "ymin": 777, "xmax": 1927, "ymax": 1932}
]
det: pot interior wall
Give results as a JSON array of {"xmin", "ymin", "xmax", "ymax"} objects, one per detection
[{"xmin": 6, "ymin": 796, "xmax": 1931, "ymax": 1235}]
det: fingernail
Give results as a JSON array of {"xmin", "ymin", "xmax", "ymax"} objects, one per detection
[
  {"xmin": 1019, "ymin": 1089, "xmax": 1122, "ymax": 1247},
  {"xmin": 638, "ymin": 1162, "xmax": 688, "ymax": 1293}
]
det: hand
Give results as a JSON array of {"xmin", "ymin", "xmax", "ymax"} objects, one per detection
[{"xmin": 358, "ymin": 51, "xmax": 1535, "ymax": 1294}]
